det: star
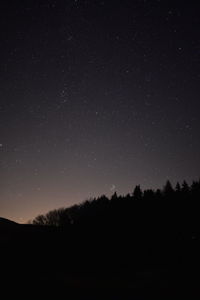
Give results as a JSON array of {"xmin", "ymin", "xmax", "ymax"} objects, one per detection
[{"xmin": 110, "ymin": 184, "xmax": 116, "ymax": 192}]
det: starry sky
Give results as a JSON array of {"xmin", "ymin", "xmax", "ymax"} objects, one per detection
[{"xmin": 1, "ymin": 0, "xmax": 200, "ymax": 223}]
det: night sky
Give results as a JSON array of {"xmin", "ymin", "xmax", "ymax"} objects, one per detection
[{"xmin": 1, "ymin": 0, "xmax": 200, "ymax": 223}]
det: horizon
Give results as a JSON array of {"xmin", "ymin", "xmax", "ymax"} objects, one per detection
[{"xmin": 2, "ymin": 177, "xmax": 198, "ymax": 224}]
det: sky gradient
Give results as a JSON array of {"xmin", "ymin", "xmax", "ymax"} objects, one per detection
[{"xmin": 1, "ymin": 0, "xmax": 200, "ymax": 223}]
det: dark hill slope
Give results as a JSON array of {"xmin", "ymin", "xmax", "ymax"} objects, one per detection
[{"xmin": 0, "ymin": 217, "xmax": 19, "ymax": 227}]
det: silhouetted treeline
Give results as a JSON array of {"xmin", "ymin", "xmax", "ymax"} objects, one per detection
[{"xmin": 32, "ymin": 179, "xmax": 200, "ymax": 232}]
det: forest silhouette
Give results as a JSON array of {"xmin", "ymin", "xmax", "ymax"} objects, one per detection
[{"xmin": 1, "ymin": 179, "xmax": 200, "ymax": 298}]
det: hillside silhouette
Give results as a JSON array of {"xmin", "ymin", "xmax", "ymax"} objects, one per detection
[
  {"xmin": 1, "ymin": 179, "xmax": 200, "ymax": 298},
  {"xmin": 0, "ymin": 217, "xmax": 19, "ymax": 227}
]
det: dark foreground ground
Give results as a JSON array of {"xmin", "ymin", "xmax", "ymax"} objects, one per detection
[{"xmin": 1, "ymin": 214, "xmax": 200, "ymax": 299}]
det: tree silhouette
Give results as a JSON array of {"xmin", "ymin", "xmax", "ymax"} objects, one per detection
[
  {"xmin": 31, "ymin": 178, "xmax": 200, "ymax": 240},
  {"xmin": 163, "ymin": 180, "xmax": 174, "ymax": 198},
  {"xmin": 111, "ymin": 192, "xmax": 118, "ymax": 201},
  {"xmin": 175, "ymin": 182, "xmax": 181, "ymax": 193},
  {"xmin": 133, "ymin": 185, "xmax": 143, "ymax": 201},
  {"xmin": 181, "ymin": 180, "xmax": 190, "ymax": 194},
  {"xmin": 33, "ymin": 214, "xmax": 47, "ymax": 225}
]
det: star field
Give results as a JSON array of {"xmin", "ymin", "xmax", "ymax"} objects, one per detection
[{"xmin": 0, "ymin": 0, "xmax": 200, "ymax": 222}]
